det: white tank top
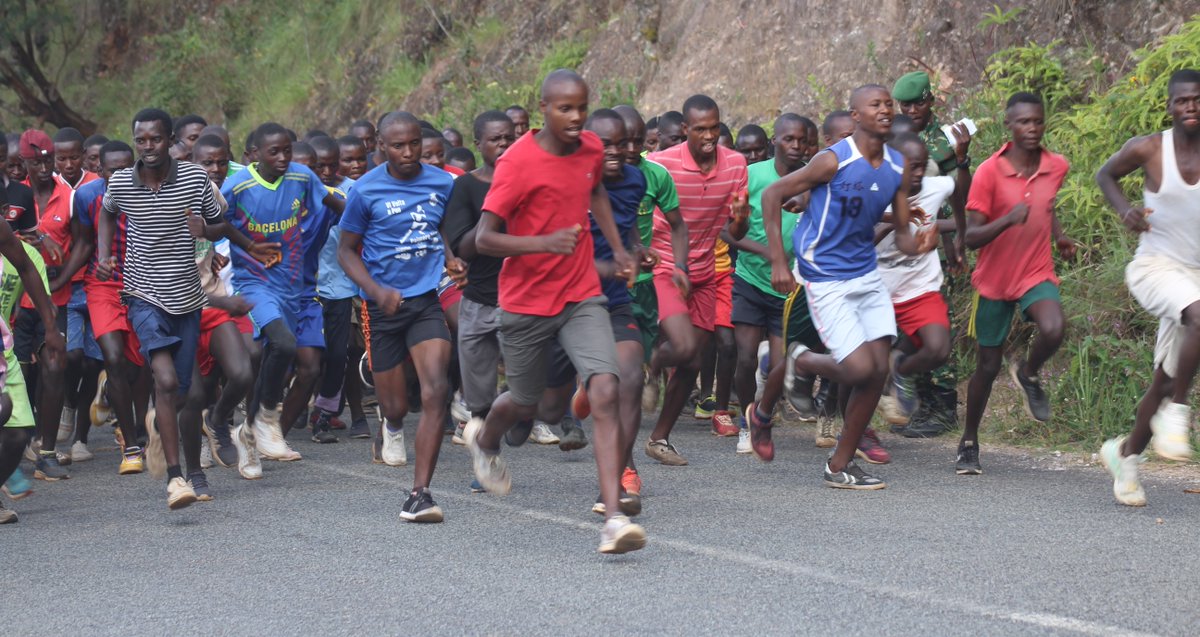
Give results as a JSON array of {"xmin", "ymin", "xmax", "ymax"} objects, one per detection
[{"xmin": 1138, "ymin": 129, "xmax": 1200, "ymax": 267}]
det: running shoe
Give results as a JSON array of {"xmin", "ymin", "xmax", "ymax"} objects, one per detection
[
  {"xmin": 854, "ymin": 428, "xmax": 891, "ymax": 464},
  {"xmin": 34, "ymin": 453, "xmax": 69, "ymax": 481},
  {"xmin": 464, "ymin": 417, "xmax": 511, "ymax": 495},
  {"xmin": 145, "ymin": 408, "xmax": 166, "ymax": 479},
  {"xmin": 889, "ymin": 350, "xmax": 919, "ymax": 419},
  {"xmin": 452, "ymin": 421, "xmax": 467, "ymax": 446},
  {"xmin": 711, "ymin": 410, "xmax": 739, "ymax": 437},
  {"xmin": 645, "ymin": 439, "xmax": 687, "ymax": 466},
  {"xmin": 379, "ymin": 419, "xmax": 407, "ymax": 466},
  {"xmin": 529, "ymin": 422, "xmax": 560, "ymax": 445},
  {"xmin": 56, "ymin": 406, "xmax": 76, "ymax": 444},
  {"xmin": 311, "ymin": 411, "xmax": 339, "ymax": 444},
  {"xmin": 70, "ymin": 440, "xmax": 94, "ymax": 462},
  {"xmin": 824, "ymin": 460, "xmax": 886, "ymax": 490},
  {"xmin": 736, "ymin": 427, "xmax": 752, "ymax": 455},
  {"xmin": 400, "ymin": 488, "xmax": 444, "ymax": 523},
  {"xmin": 621, "ymin": 467, "xmax": 642, "ymax": 495},
  {"xmin": 815, "ymin": 415, "xmax": 838, "ymax": 448},
  {"xmin": 232, "ymin": 424, "xmax": 263, "ymax": 480},
  {"xmin": 558, "ymin": 417, "xmax": 588, "ymax": 451},
  {"xmin": 1009, "ymin": 360, "xmax": 1050, "ymax": 423},
  {"xmin": 469, "ymin": 478, "xmax": 486, "ymax": 493},
  {"xmin": 877, "ymin": 395, "xmax": 909, "ymax": 426},
  {"xmin": 167, "ymin": 476, "xmax": 198, "ymax": 510},
  {"xmin": 450, "ymin": 391, "xmax": 470, "ymax": 424},
  {"xmin": 328, "ymin": 415, "xmax": 347, "ymax": 430},
  {"xmin": 592, "ymin": 492, "xmax": 642, "ymax": 517},
  {"xmin": 1100, "ymin": 436, "xmax": 1146, "ymax": 507},
  {"xmin": 348, "ymin": 417, "xmax": 371, "ymax": 440},
  {"xmin": 598, "ymin": 514, "xmax": 647, "ymax": 554},
  {"xmin": 204, "ymin": 411, "xmax": 238, "ymax": 468},
  {"xmin": 252, "ymin": 406, "xmax": 290, "ymax": 460},
  {"xmin": 187, "ymin": 470, "xmax": 214, "ymax": 502},
  {"xmin": 90, "ymin": 370, "xmax": 112, "ymax": 427},
  {"xmin": 955, "ymin": 440, "xmax": 982, "ymax": 475},
  {"xmin": 784, "ymin": 343, "xmax": 814, "ymax": 416},
  {"xmin": 746, "ymin": 402, "xmax": 774, "ymax": 461},
  {"xmin": 694, "ymin": 394, "xmax": 717, "ymax": 419},
  {"xmin": 118, "ymin": 446, "xmax": 145, "ymax": 475},
  {"xmin": 2, "ymin": 468, "xmax": 33, "ymax": 500},
  {"xmin": 0, "ymin": 500, "xmax": 16, "ymax": 524},
  {"xmin": 1150, "ymin": 401, "xmax": 1193, "ymax": 461},
  {"xmin": 571, "ymin": 382, "xmax": 591, "ymax": 420}
]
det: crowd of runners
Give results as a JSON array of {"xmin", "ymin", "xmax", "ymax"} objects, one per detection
[{"xmin": 0, "ymin": 66, "xmax": 1197, "ymax": 555}]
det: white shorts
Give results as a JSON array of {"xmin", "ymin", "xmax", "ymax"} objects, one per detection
[
  {"xmin": 1126, "ymin": 255, "xmax": 1200, "ymax": 377},
  {"xmin": 805, "ymin": 270, "xmax": 896, "ymax": 362}
]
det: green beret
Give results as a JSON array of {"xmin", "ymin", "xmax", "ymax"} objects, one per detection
[{"xmin": 892, "ymin": 71, "xmax": 932, "ymax": 102}]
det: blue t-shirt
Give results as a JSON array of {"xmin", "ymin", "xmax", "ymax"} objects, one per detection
[
  {"xmin": 222, "ymin": 162, "xmax": 329, "ymax": 298},
  {"xmin": 793, "ymin": 137, "xmax": 904, "ymax": 282},
  {"xmin": 590, "ymin": 164, "xmax": 646, "ymax": 307},
  {"xmin": 339, "ymin": 163, "xmax": 454, "ymax": 299},
  {"xmin": 317, "ymin": 177, "xmax": 358, "ymax": 300}
]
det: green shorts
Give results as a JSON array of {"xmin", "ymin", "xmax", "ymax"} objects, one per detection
[
  {"xmin": 782, "ymin": 287, "xmax": 823, "ymax": 351},
  {"xmin": 2, "ymin": 348, "xmax": 33, "ymax": 429},
  {"xmin": 631, "ymin": 278, "xmax": 658, "ymax": 363},
  {"xmin": 969, "ymin": 281, "xmax": 1060, "ymax": 348}
]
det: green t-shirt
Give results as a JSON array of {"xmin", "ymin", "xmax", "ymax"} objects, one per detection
[
  {"xmin": 0, "ymin": 242, "xmax": 48, "ymax": 322},
  {"xmin": 736, "ymin": 159, "xmax": 797, "ymax": 297},
  {"xmin": 634, "ymin": 158, "xmax": 681, "ymax": 283}
]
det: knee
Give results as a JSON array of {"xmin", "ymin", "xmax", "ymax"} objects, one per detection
[
  {"xmin": 586, "ymin": 374, "xmax": 619, "ymax": 406},
  {"xmin": 420, "ymin": 376, "xmax": 449, "ymax": 407},
  {"xmin": 975, "ymin": 352, "xmax": 1002, "ymax": 379},
  {"xmin": 297, "ymin": 357, "xmax": 321, "ymax": 382},
  {"xmin": 153, "ymin": 372, "xmax": 180, "ymax": 397},
  {"xmin": 226, "ymin": 364, "xmax": 255, "ymax": 394},
  {"xmin": 923, "ymin": 332, "xmax": 952, "ymax": 365},
  {"xmin": 1039, "ymin": 316, "xmax": 1065, "ymax": 344},
  {"xmin": 102, "ymin": 349, "xmax": 125, "ymax": 374}
]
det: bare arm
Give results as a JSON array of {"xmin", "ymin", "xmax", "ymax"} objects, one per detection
[
  {"xmin": 763, "ymin": 151, "xmax": 838, "ymax": 294},
  {"xmin": 337, "ymin": 228, "xmax": 402, "ymax": 316},
  {"xmin": 1096, "ymin": 135, "xmax": 1155, "ymax": 233},
  {"xmin": 964, "ymin": 203, "xmax": 1027, "ymax": 250},
  {"xmin": 476, "ymin": 211, "xmax": 578, "ymax": 257},
  {"xmin": 720, "ymin": 228, "xmax": 767, "ymax": 258}
]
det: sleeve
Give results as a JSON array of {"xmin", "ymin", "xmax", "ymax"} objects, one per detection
[
  {"xmin": 198, "ymin": 174, "xmax": 222, "ymax": 223},
  {"xmin": 70, "ymin": 189, "xmax": 86, "ymax": 225},
  {"xmin": 481, "ymin": 157, "xmax": 523, "ymax": 222},
  {"xmin": 338, "ymin": 184, "xmax": 370, "ymax": 235},
  {"xmin": 441, "ymin": 178, "xmax": 476, "ymax": 252},
  {"xmin": 220, "ymin": 179, "xmax": 236, "ymax": 223},
  {"xmin": 653, "ymin": 166, "xmax": 680, "ymax": 213},
  {"xmin": 10, "ymin": 187, "xmax": 37, "ymax": 232},
  {"xmin": 965, "ymin": 160, "xmax": 996, "ymax": 220},
  {"xmin": 101, "ymin": 179, "xmax": 118, "ymax": 217}
]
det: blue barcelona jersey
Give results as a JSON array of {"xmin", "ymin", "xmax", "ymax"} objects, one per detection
[
  {"xmin": 297, "ymin": 179, "xmax": 349, "ymax": 295},
  {"xmin": 339, "ymin": 163, "xmax": 454, "ymax": 299},
  {"xmin": 222, "ymin": 162, "xmax": 330, "ymax": 298},
  {"xmin": 793, "ymin": 137, "xmax": 904, "ymax": 282},
  {"xmin": 591, "ymin": 164, "xmax": 646, "ymax": 307}
]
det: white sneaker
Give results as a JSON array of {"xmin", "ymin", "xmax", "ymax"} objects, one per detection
[
  {"xmin": 199, "ymin": 442, "xmax": 214, "ymax": 469},
  {"xmin": 380, "ymin": 419, "xmax": 407, "ymax": 466},
  {"xmin": 278, "ymin": 441, "xmax": 302, "ymax": 462},
  {"xmin": 754, "ymin": 341, "xmax": 770, "ymax": 402},
  {"xmin": 736, "ymin": 428, "xmax": 752, "ymax": 454},
  {"xmin": 598, "ymin": 514, "xmax": 647, "ymax": 554},
  {"xmin": 166, "ymin": 476, "xmax": 198, "ymax": 510},
  {"xmin": 252, "ymin": 406, "xmax": 289, "ymax": 459},
  {"xmin": 1100, "ymin": 436, "xmax": 1146, "ymax": 507},
  {"xmin": 465, "ymin": 416, "xmax": 511, "ymax": 494},
  {"xmin": 1150, "ymin": 401, "xmax": 1193, "ymax": 461},
  {"xmin": 450, "ymin": 391, "xmax": 470, "ymax": 424},
  {"xmin": 233, "ymin": 424, "xmax": 262, "ymax": 480},
  {"xmin": 70, "ymin": 441, "xmax": 94, "ymax": 462},
  {"xmin": 529, "ymin": 422, "xmax": 561, "ymax": 445},
  {"xmin": 56, "ymin": 407, "xmax": 76, "ymax": 444}
]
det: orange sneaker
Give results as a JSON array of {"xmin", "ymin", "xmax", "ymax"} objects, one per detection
[
  {"xmin": 621, "ymin": 467, "xmax": 642, "ymax": 495},
  {"xmin": 571, "ymin": 382, "xmax": 590, "ymax": 420},
  {"xmin": 711, "ymin": 410, "xmax": 739, "ymax": 437}
]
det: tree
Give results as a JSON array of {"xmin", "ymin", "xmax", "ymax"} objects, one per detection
[{"xmin": 0, "ymin": 0, "xmax": 97, "ymax": 134}]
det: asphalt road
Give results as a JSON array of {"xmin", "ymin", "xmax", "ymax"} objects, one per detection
[{"xmin": 5, "ymin": 412, "xmax": 1200, "ymax": 636}]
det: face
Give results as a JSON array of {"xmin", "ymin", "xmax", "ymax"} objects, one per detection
[
  {"xmin": 622, "ymin": 117, "xmax": 645, "ymax": 165},
  {"xmin": 442, "ymin": 129, "xmax": 463, "ymax": 148},
  {"xmin": 380, "ymin": 121, "xmax": 423, "ymax": 179},
  {"xmin": 255, "ymin": 132, "xmax": 293, "ymax": 179},
  {"xmin": 315, "ymin": 149, "xmax": 341, "ymax": 187},
  {"xmin": 589, "ymin": 118, "xmax": 630, "ymax": 181},
  {"xmin": 507, "ymin": 109, "xmax": 530, "ymax": 137},
  {"xmin": 658, "ymin": 121, "xmax": 685, "ymax": 151},
  {"xmin": 644, "ymin": 126, "xmax": 659, "ymax": 153},
  {"xmin": 736, "ymin": 134, "xmax": 768, "ymax": 164},
  {"xmin": 898, "ymin": 96, "xmax": 933, "ymax": 132},
  {"xmin": 132, "ymin": 120, "xmax": 172, "ymax": 169},
  {"xmin": 539, "ymin": 82, "xmax": 588, "ymax": 146},
  {"xmin": 772, "ymin": 122, "xmax": 806, "ymax": 171},
  {"xmin": 1005, "ymin": 102, "xmax": 1046, "ymax": 152},
  {"xmin": 6, "ymin": 145, "xmax": 27, "ymax": 182},
  {"xmin": 824, "ymin": 117, "xmax": 855, "ymax": 147},
  {"xmin": 192, "ymin": 144, "xmax": 230, "ymax": 188},
  {"xmin": 100, "ymin": 151, "xmax": 135, "ymax": 182},
  {"xmin": 169, "ymin": 141, "xmax": 191, "ymax": 162},
  {"xmin": 293, "ymin": 150, "xmax": 316, "ymax": 170},
  {"xmin": 25, "ymin": 153, "xmax": 55, "ymax": 186},
  {"xmin": 420, "ymin": 137, "xmax": 445, "ymax": 169},
  {"xmin": 476, "ymin": 120, "xmax": 515, "ymax": 168},
  {"xmin": 851, "ymin": 88, "xmax": 895, "ymax": 136},
  {"xmin": 84, "ymin": 143, "xmax": 103, "ymax": 174},
  {"xmin": 802, "ymin": 127, "xmax": 819, "ymax": 163},
  {"xmin": 353, "ymin": 126, "xmax": 376, "ymax": 153},
  {"xmin": 900, "ymin": 142, "xmax": 928, "ymax": 192},
  {"xmin": 1168, "ymin": 81, "xmax": 1200, "ymax": 134},
  {"xmin": 682, "ymin": 108, "xmax": 721, "ymax": 162},
  {"xmin": 338, "ymin": 144, "xmax": 367, "ymax": 179},
  {"xmin": 54, "ymin": 141, "xmax": 84, "ymax": 184},
  {"xmin": 178, "ymin": 123, "xmax": 204, "ymax": 150}
]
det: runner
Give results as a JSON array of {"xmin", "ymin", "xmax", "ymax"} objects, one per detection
[
  {"xmin": 0, "ymin": 132, "xmax": 36, "ymax": 234},
  {"xmin": 655, "ymin": 111, "xmax": 686, "ymax": 151},
  {"xmin": 337, "ymin": 135, "xmax": 368, "ymax": 180},
  {"xmin": 465, "ymin": 70, "xmax": 645, "ymax": 553},
  {"xmin": 763, "ymin": 84, "xmax": 937, "ymax": 488},
  {"xmin": 442, "ymin": 128, "xmax": 464, "ymax": 148},
  {"xmin": 1094, "ymin": 69, "xmax": 1200, "ymax": 506},
  {"xmin": 83, "ymin": 134, "xmax": 108, "ymax": 175},
  {"xmin": 735, "ymin": 124, "xmax": 769, "ymax": 165},
  {"xmin": 52, "ymin": 127, "xmax": 96, "ymax": 189},
  {"xmin": 505, "ymin": 105, "xmax": 531, "ymax": 138},
  {"xmin": 350, "ymin": 119, "xmax": 380, "ymax": 168},
  {"xmin": 338, "ymin": 110, "xmax": 461, "ymax": 522},
  {"xmin": 822, "ymin": 110, "xmax": 855, "ymax": 147},
  {"xmin": 446, "ymin": 147, "xmax": 477, "ymax": 173},
  {"xmin": 173, "ymin": 114, "xmax": 208, "ymax": 156},
  {"xmin": 644, "ymin": 116, "xmax": 660, "ymax": 154}
]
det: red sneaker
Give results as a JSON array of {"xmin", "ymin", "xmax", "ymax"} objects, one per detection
[
  {"xmin": 711, "ymin": 410, "xmax": 739, "ymax": 437},
  {"xmin": 855, "ymin": 428, "xmax": 891, "ymax": 464},
  {"xmin": 328, "ymin": 416, "xmax": 346, "ymax": 430},
  {"xmin": 621, "ymin": 467, "xmax": 642, "ymax": 495},
  {"xmin": 571, "ymin": 382, "xmax": 591, "ymax": 420},
  {"xmin": 746, "ymin": 403, "xmax": 775, "ymax": 462}
]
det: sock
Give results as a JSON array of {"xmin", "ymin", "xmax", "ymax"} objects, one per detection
[
  {"xmin": 167, "ymin": 465, "xmax": 183, "ymax": 481},
  {"xmin": 384, "ymin": 418, "xmax": 401, "ymax": 433}
]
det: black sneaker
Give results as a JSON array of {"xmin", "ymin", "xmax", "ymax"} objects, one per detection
[
  {"xmin": 187, "ymin": 470, "xmax": 214, "ymax": 501},
  {"xmin": 205, "ymin": 411, "xmax": 239, "ymax": 467},
  {"xmin": 956, "ymin": 440, "xmax": 982, "ymax": 475},
  {"xmin": 348, "ymin": 418, "xmax": 371, "ymax": 439},
  {"xmin": 311, "ymin": 411, "xmax": 339, "ymax": 444},
  {"xmin": 823, "ymin": 460, "xmax": 886, "ymax": 490},
  {"xmin": 504, "ymin": 419, "xmax": 533, "ymax": 447},
  {"xmin": 400, "ymin": 488, "xmax": 444, "ymax": 523},
  {"xmin": 903, "ymin": 388, "xmax": 957, "ymax": 438},
  {"xmin": 1009, "ymin": 361, "xmax": 1050, "ymax": 422},
  {"xmin": 558, "ymin": 417, "xmax": 589, "ymax": 451}
]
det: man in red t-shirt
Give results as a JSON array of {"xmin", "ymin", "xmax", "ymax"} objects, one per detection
[
  {"xmin": 959, "ymin": 92, "xmax": 1076, "ymax": 475},
  {"xmin": 464, "ymin": 70, "xmax": 645, "ymax": 555},
  {"xmin": 644, "ymin": 95, "xmax": 749, "ymax": 466}
]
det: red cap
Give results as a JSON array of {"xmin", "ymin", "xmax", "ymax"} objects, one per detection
[{"xmin": 19, "ymin": 129, "xmax": 53, "ymax": 160}]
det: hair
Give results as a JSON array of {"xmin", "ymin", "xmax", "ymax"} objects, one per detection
[
  {"xmin": 285, "ymin": 128, "xmax": 298, "ymax": 141},
  {"xmin": 83, "ymin": 134, "xmax": 109, "ymax": 149},
  {"xmin": 1005, "ymin": 91, "xmax": 1044, "ymax": 110},
  {"xmin": 892, "ymin": 113, "xmax": 915, "ymax": 129},
  {"xmin": 612, "ymin": 104, "xmax": 644, "ymax": 127},
  {"xmin": 378, "ymin": 111, "xmax": 421, "ymax": 135},
  {"xmin": 887, "ymin": 131, "xmax": 925, "ymax": 155},
  {"xmin": 682, "ymin": 94, "xmax": 719, "ymax": 120},
  {"xmin": 310, "ymin": 135, "xmax": 339, "ymax": 156},
  {"xmin": 659, "ymin": 110, "xmax": 684, "ymax": 130},
  {"xmin": 822, "ymin": 110, "xmax": 853, "ymax": 136},
  {"xmin": 775, "ymin": 113, "xmax": 816, "ymax": 136},
  {"xmin": 540, "ymin": 69, "xmax": 587, "ymax": 100},
  {"xmin": 420, "ymin": 127, "xmax": 446, "ymax": 141},
  {"xmin": 292, "ymin": 141, "xmax": 315, "ymax": 157},
  {"xmin": 131, "ymin": 108, "xmax": 172, "ymax": 136},
  {"xmin": 447, "ymin": 146, "xmax": 475, "ymax": 164},
  {"xmin": 472, "ymin": 110, "xmax": 513, "ymax": 140},
  {"xmin": 585, "ymin": 107, "xmax": 625, "ymax": 130},
  {"xmin": 849, "ymin": 84, "xmax": 890, "ymax": 110},
  {"xmin": 1168, "ymin": 69, "xmax": 1200, "ymax": 95},
  {"xmin": 253, "ymin": 122, "xmax": 291, "ymax": 149},
  {"xmin": 350, "ymin": 119, "xmax": 375, "ymax": 133},
  {"xmin": 442, "ymin": 127, "xmax": 462, "ymax": 139},
  {"xmin": 173, "ymin": 114, "xmax": 207, "ymax": 137},
  {"xmin": 243, "ymin": 130, "xmax": 256, "ymax": 152},
  {"xmin": 98, "ymin": 139, "xmax": 133, "ymax": 160},
  {"xmin": 505, "ymin": 105, "xmax": 529, "ymax": 115},
  {"xmin": 646, "ymin": 116, "xmax": 659, "ymax": 129},
  {"xmin": 304, "ymin": 129, "xmax": 330, "ymax": 141},
  {"xmin": 337, "ymin": 134, "xmax": 365, "ymax": 150},
  {"xmin": 718, "ymin": 122, "xmax": 732, "ymax": 138},
  {"xmin": 53, "ymin": 127, "xmax": 85, "ymax": 144},
  {"xmin": 192, "ymin": 134, "xmax": 227, "ymax": 155},
  {"xmin": 736, "ymin": 124, "xmax": 766, "ymax": 141}
]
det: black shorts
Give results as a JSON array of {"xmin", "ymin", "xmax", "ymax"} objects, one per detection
[
  {"xmin": 363, "ymin": 291, "xmax": 450, "ymax": 374},
  {"xmin": 14, "ymin": 305, "xmax": 66, "ymax": 364},
  {"xmin": 731, "ymin": 274, "xmax": 786, "ymax": 336},
  {"xmin": 545, "ymin": 303, "xmax": 639, "ymax": 388}
]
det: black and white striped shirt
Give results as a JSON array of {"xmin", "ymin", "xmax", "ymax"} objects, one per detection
[{"xmin": 103, "ymin": 158, "xmax": 222, "ymax": 314}]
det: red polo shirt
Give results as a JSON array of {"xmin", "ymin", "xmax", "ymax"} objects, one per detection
[
  {"xmin": 22, "ymin": 174, "xmax": 78, "ymax": 306},
  {"xmin": 967, "ymin": 142, "xmax": 1069, "ymax": 301}
]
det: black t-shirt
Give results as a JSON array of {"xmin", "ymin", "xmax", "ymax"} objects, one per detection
[
  {"xmin": 442, "ymin": 172, "xmax": 502, "ymax": 307},
  {"xmin": 4, "ymin": 179, "xmax": 37, "ymax": 232}
]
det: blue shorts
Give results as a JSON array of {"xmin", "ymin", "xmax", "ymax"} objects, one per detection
[
  {"xmin": 240, "ymin": 285, "xmax": 299, "ymax": 340},
  {"xmin": 127, "ymin": 297, "xmax": 201, "ymax": 394},
  {"xmin": 66, "ymin": 283, "xmax": 102, "ymax": 361},
  {"xmin": 296, "ymin": 297, "xmax": 325, "ymax": 349}
]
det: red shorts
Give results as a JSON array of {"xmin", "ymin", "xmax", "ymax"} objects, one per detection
[
  {"xmin": 84, "ymin": 280, "xmax": 143, "ymax": 366},
  {"xmin": 714, "ymin": 269, "xmax": 734, "ymax": 329},
  {"xmin": 198, "ymin": 307, "xmax": 238, "ymax": 377},
  {"xmin": 654, "ymin": 271, "xmax": 717, "ymax": 333},
  {"xmin": 438, "ymin": 284, "xmax": 463, "ymax": 312},
  {"xmin": 893, "ymin": 291, "xmax": 950, "ymax": 350}
]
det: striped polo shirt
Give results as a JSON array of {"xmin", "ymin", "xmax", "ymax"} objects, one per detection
[
  {"xmin": 102, "ymin": 158, "xmax": 223, "ymax": 314},
  {"xmin": 648, "ymin": 143, "xmax": 747, "ymax": 285}
]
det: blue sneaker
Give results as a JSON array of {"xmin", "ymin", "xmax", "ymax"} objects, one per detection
[
  {"xmin": 34, "ymin": 453, "xmax": 70, "ymax": 481},
  {"xmin": 469, "ymin": 478, "xmax": 486, "ymax": 493},
  {"xmin": 2, "ymin": 468, "xmax": 34, "ymax": 500}
]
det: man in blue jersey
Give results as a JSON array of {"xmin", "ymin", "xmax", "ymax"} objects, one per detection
[
  {"xmin": 221, "ymin": 122, "xmax": 345, "ymax": 468},
  {"xmin": 338, "ymin": 110, "xmax": 464, "ymax": 523},
  {"xmin": 762, "ymin": 84, "xmax": 937, "ymax": 489}
]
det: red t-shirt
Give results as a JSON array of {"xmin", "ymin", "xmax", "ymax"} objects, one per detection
[
  {"xmin": 967, "ymin": 142, "xmax": 1069, "ymax": 301},
  {"xmin": 22, "ymin": 175, "xmax": 77, "ymax": 307},
  {"xmin": 482, "ymin": 130, "xmax": 603, "ymax": 316}
]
